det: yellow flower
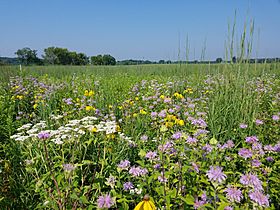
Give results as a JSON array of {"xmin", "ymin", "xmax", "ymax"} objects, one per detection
[
  {"xmin": 84, "ymin": 90, "xmax": 89, "ymax": 97},
  {"xmin": 135, "ymin": 97, "xmax": 139, "ymax": 101},
  {"xmin": 16, "ymin": 95, "xmax": 23, "ymax": 100},
  {"xmin": 91, "ymin": 127, "xmax": 98, "ymax": 133},
  {"xmin": 160, "ymin": 95, "xmax": 165, "ymax": 99},
  {"xmin": 118, "ymin": 106, "xmax": 123, "ymax": 110},
  {"xmin": 165, "ymin": 121, "xmax": 173, "ymax": 128},
  {"xmin": 177, "ymin": 119, "xmax": 185, "ymax": 126},
  {"xmin": 133, "ymin": 113, "xmax": 138, "ymax": 117},
  {"xmin": 134, "ymin": 195, "xmax": 156, "ymax": 210},
  {"xmin": 33, "ymin": 104, "xmax": 38, "ymax": 109},
  {"xmin": 140, "ymin": 109, "xmax": 147, "ymax": 115},
  {"xmin": 88, "ymin": 90, "xmax": 94, "ymax": 97},
  {"xmin": 85, "ymin": 106, "xmax": 94, "ymax": 111},
  {"xmin": 108, "ymin": 105, "xmax": 113, "ymax": 109}
]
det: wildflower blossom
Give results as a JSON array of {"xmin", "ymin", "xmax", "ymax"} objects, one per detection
[
  {"xmin": 117, "ymin": 160, "xmax": 130, "ymax": 170},
  {"xmin": 238, "ymin": 148, "xmax": 253, "ymax": 159},
  {"xmin": 240, "ymin": 123, "xmax": 248, "ymax": 129},
  {"xmin": 134, "ymin": 195, "xmax": 156, "ymax": 210},
  {"xmin": 206, "ymin": 166, "xmax": 227, "ymax": 183},
  {"xmin": 145, "ymin": 151, "xmax": 157, "ymax": 160},
  {"xmin": 123, "ymin": 182, "xmax": 134, "ymax": 191},
  {"xmin": 97, "ymin": 194, "xmax": 115, "ymax": 209},
  {"xmin": 249, "ymin": 191, "xmax": 269, "ymax": 207},
  {"xmin": 224, "ymin": 186, "xmax": 243, "ymax": 203},
  {"xmin": 272, "ymin": 115, "xmax": 279, "ymax": 121},
  {"xmin": 129, "ymin": 166, "xmax": 148, "ymax": 177},
  {"xmin": 63, "ymin": 163, "xmax": 76, "ymax": 172},
  {"xmin": 245, "ymin": 136, "xmax": 259, "ymax": 144},
  {"xmin": 240, "ymin": 173, "xmax": 263, "ymax": 190},
  {"xmin": 255, "ymin": 119, "xmax": 263, "ymax": 125},
  {"xmin": 38, "ymin": 131, "xmax": 50, "ymax": 140}
]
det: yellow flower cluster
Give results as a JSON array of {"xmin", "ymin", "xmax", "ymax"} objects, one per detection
[
  {"xmin": 173, "ymin": 92, "xmax": 184, "ymax": 99},
  {"xmin": 164, "ymin": 114, "xmax": 184, "ymax": 128},
  {"xmin": 184, "ymin": 88, "xmax": 193, "ymax": 94},
  {"xmin": 84, "ymin": 90, "xmax": 94, "ymax": 97}
]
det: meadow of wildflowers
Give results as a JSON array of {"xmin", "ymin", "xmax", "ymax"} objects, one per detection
[{"xmin": 0, "ymin": 63, "xmax": 280, "ymax": 209}]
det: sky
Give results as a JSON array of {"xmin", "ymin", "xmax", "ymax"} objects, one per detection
[{"xmin": 0, "ymin": 0, "xmax": 280, "ymax": 61}]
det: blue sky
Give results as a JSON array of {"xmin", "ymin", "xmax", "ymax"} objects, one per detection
[{"xmin": 0, "ymin": 0, "xmax": 279, "ymax": 61}]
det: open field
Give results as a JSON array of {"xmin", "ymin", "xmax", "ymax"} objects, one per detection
[{"xmin": 0, "ymin": 63, "xmax": 280, "ymax": 209}]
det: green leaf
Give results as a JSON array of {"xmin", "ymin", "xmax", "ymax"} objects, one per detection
[
  {"xmin": 138, "ymin": 149, "xmax": 146, "ymax": 157},
  {"xmin": 217, "ymin": 202, "xmax": 230, "ymax": 210},
  {"xmin": 179, "ymin": 194, "xmax": 194, "ymax": 205},
  {"xmin": 210, "ymin": 136, "xmax": 218, "ymax": 145},
  {"xmin": 79, "ymin": 195, "xmax": 89, "ymax": 204}
]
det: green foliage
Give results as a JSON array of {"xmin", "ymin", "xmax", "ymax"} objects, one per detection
[
  {"xmin": 90, "ymin": 54, "xmax": 116, "ymax": 66},
  {"xmin": 15, "ymin": 47, "xmax": 42, "ymax": 65}
]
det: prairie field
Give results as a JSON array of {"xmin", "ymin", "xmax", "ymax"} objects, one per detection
[{"xmin": 0, "ymin": 63, "xmax": 280, "ymax": 209}]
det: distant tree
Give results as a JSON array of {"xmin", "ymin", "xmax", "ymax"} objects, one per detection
[
  {"xmin": 91, "ymin": 55, "xmax": 103, "ymax": 65},
  {"xmin": 216, "ymin": 57, "xmax": 223, "ymax": 63},
  {"xmin": 158, "ymin": 60, "xmax": 165, "ymax": 64},
  {"xmin": 102, "ymin": 54, "xmax": 116, "ymax": 65},
  {"xmin": 43, "ymin": 47, "xmax": 88, "ymax": 65},
  {"xmin": 43, "ymin": 47, "xmax": 58, "ymax": 64},
  {"xmin": 15, "ymin": 47, "xmax": 41, "ymax": 65}
]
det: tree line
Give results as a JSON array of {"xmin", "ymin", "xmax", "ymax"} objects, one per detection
[
  {"xmin": 1, "ymin": 47, "xmax": 279, "ymax": 66},
  {"xmin": 13, "ymin": 47, "xmax": 116, "ymax": 66}
]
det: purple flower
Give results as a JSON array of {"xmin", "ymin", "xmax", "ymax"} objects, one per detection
[
  {"xmin": 38, "ymin": 131, "xmax": 50, "ymax": 140},
  {"xmin": 140, "ymin": 135, "xmax": 148, "ymax": 141},
  {"xmin": 63, "ymin": 163, "xmax": 76, "ymax": 172},
  {"xmin": 249, "ymin": 191, "xmax": 269, "ymax": 207},
  {"xmin": 266, "ymin": 156, "xmax": 274, "ymax": 162},
  {"xmin": 224, "ymin": 140, "xmax": 235, "ymax": 149},
  {"xmin": 255, "ymin": 119, "xmax": 263, "ymax": 125},
  {"xmin": 158, "ymin": 172, "xmax": 168, "ymax": 183},
  {"xmin": 224, "ymin": 186, "xmax": 243, "ymax": 203},
  {"xmin": 186, "ymin": 136, "xmax": 198, "ymax": 145},
  {"xmin": 206, "ymin": 166, "xmax": 227, "ymax": 183},
  {"xmin": 97, "ymin": 194, "xmax": 115, "ymax": 208},
  {"xmin": 129, "ymin": 166, "xmax": 148, "ymax": 177},
  {"xmin": 272, "ymin": 115, "xmax": 279, "ymax": 121},
  {"xmin": 158, "ymin": 110, "xmax": 166, "ymax": 118},
  {"xmin": 191, "ymin": 118, "xmax": 207, "ymax": 128},
  {"xmin": 192, "ymin": 162, "xmax": 200, "ymax": 173},
  {"xmin": 251, "ymin": 159, "xmax": 261, "ymax": 167},
  {"xmin": 193, "ymin": 199, "xmax": 206, "ymax": 209},
  {"xmin": 240, "ymin": 173, "xmax": 263, "ymax": 190},
  {"xmin": 239, "ymin": 123, "xmax": 248, "ymax": 129},
  {"xmin": 123, "ymin": 182, "xmax": 134, "ymax": 191},
  {"xmin": 154, "ymin": 164, "xmax": 161, "ymax": 170},
  {"xmin": 145, "ymin": 151, "xmax": 157, "ymax": 160},
  {"xmin": 151, "ymin": 112, "xmax": 157, "ymax": 118},
  {"xmin": 224, "ymin": 207, "xmax": 233, "ymax": 210},
  {"xmin": 117, "ymin": 160, "xmax": 130, "ymax": 170},
  {"xmin": 245, "ymin": 136, "xmax": 259, "ymax": 144},
  {"xmin": 238, "ymin": 148, "xmax": 253, "ymax": 159},
  {"xmin": 172, "ymin": 132, "xmax": 182, "ymax": 139},
  {"xmin": 264, "ymin": 145, "xmax": 275, "ymax": 152},
  {"xmin": 202, "ymin": 144, "xmax": 212, "ymax": 153}
]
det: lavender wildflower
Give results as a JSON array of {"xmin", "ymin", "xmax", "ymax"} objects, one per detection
[
  {"xmin": 240, "ymin": 173, "xmax": 263, "ymax": 190},
  {"xmin": 117, "ymin": 160, "xmax": 130, "ymax": 170},
  {"xmin": 249, "ymin": 191, "xmax": 269, "ymax": 207},
  {"xmin": 224, "ymin": 186, "xmax": 243, "ymax": 203},
  {"xmin": 145, "ymin": 151, "xmax": 157, "ymax": 160},
  {"xmin": 239, "ymin": 123, "xmax": 248, "ymax": 129},
  {"xmin": 97, "ymin": 194, "xmax": 115, "ymax": 209},
  {"xmin": 206, "ymin": 166, "xmax": 227, "ymax": 183},
  {"xmin": 38, "ymin": 131, "xmax": 50, "ymax": 140},
  {"xmin": 238, "ymin": 148, "xmax": 253, "ymax": 159},
  {"xmin": 123, "ymin": 182, "xmax": 134, "ymax": 191}
]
